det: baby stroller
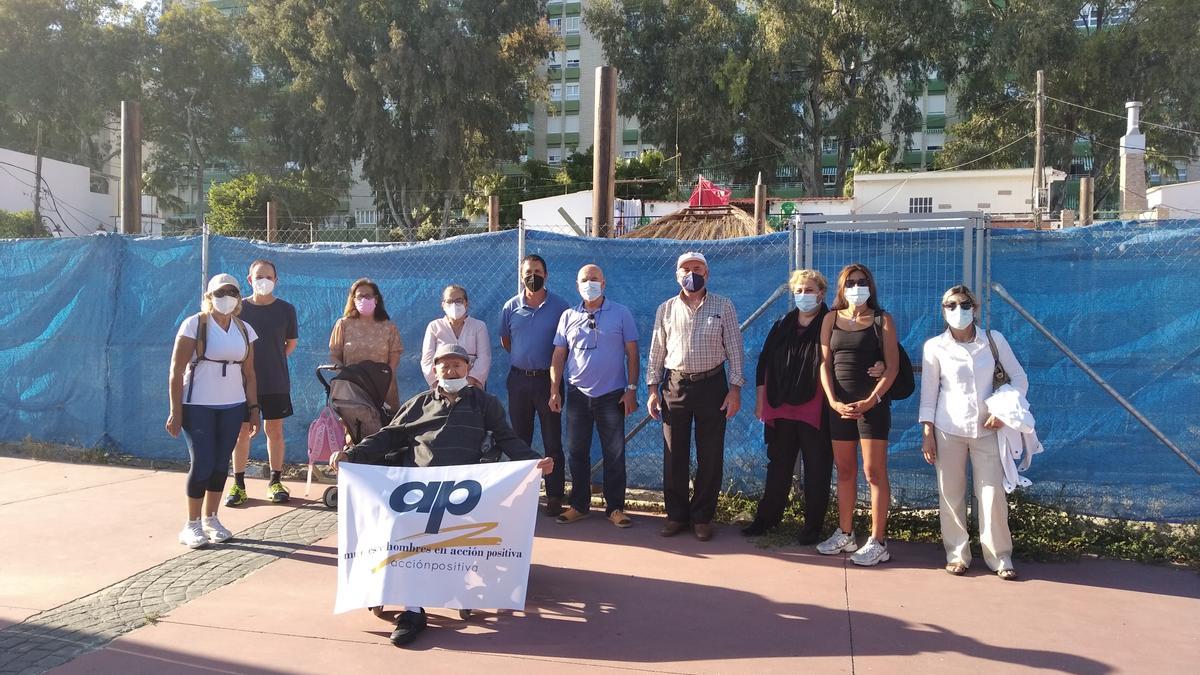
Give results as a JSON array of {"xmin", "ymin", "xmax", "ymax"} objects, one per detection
[{"xmin": 308, "ymin": 361, "xmax": 394, "ymax": 509}]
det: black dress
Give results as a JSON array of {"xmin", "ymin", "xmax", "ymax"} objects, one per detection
[{"xmin": 828, "ymin": 316, "xmax": 891, "ymax": 441}]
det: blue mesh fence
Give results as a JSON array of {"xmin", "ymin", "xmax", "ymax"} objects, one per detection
[{"xmin": 1, "ymin": 219, "xmax": 1197, "ymax": 521}]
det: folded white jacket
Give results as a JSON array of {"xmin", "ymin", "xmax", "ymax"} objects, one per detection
[{"xmin": 984, "ymin": 383, "xmax": 1044, "ymax": 493}]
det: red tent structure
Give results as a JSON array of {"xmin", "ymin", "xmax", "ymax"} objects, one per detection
[{"xmin": 688, "ymin": 176, "xmax": 731, "ymax": 207}]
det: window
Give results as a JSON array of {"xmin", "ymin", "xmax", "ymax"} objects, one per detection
[
  {"xmin": 925, "ymin": 127, "xmax": 944, "ymax": 151},
  {"xmin": 623, "ymin": 150, "xmax": 639, "ymax": 159},
  {"xmin": 548, "ymin": 17, "xmax": 562, "ymax": 32},
  {"xmin": 548, "ymin": 151, "xmax": 562, "ymax": 166},
  {"xmin": 822, "ymin": 137, "xmax": 838, "ymax": 155},
  {"xmin": 909, "ymin": 196, "xmax": 933, "ymax": 213},
  {"xmin": 549, "ymin": 83, "xmax": 563, "ymax": 100},
  {"xmin": 563, "ymin": 115, "xmax": 580, "ymax": 133},
  {"xmin": 566, "ymin": 83, "xmax": 580, "ymax": 100},
  {"xmin": 564, "ymin": 16, "xmax": 581, "ymax": 35},
  {"xmin": 926, "ymin": 94, "xmax": 947, "ymax": 115},
  {"xmin": 776, "ymin": 165, "xmax": 797, "ymax": 178},
  {"xmin": 822, "ymin": 167, "xmax": 837, "ymax": 188},
  {"xmin": 566, "ymin": 49, "xmax": 580, "ymax": 68},
  {"xmin": 511, "ymin": 121, "xmax": 530, "ymax": 132},
  {"xmin": 546, "ymin": 115, "xmax": 563, "ymax": 134}
]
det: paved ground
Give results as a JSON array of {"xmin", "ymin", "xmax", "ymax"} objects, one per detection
[{"xmin": 1, "ymin": 457, "xmax": 1197, "ymax": 674}]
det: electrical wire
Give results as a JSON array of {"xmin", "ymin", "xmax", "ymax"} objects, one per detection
[{"xmin": 1044, "ymin": 94, "xmax": 1200, "ymax": 139}]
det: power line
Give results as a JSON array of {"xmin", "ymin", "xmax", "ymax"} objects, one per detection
[{"xmin": 1044, "ymin": 95, "xmax": 1200, "ymax": 139}]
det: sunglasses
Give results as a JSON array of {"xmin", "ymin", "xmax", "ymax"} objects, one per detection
[
  {"xmin": 586, "ymin": 313, "xmax": 597, "ymax": 330},
  {"xmin": 845, "ymin": 278, "xmax": 870, "ymax": 288},
  {"xmin": 212, "ymin": 288, "xmax": 239, "ymax": 298},
  {"xmin": 943, "ymin": 300, "xmax": 975, "ymax": 310}
]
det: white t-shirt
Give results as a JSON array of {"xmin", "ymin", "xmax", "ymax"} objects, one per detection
[{"xmin": 177, "ymin": 314, "xmax": 259, "ymax": 406}]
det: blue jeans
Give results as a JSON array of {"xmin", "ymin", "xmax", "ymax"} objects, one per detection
[
  {"xmin": 182, "ymin": 404, "xmax": 244, "ymax": 499},
  {"xmin": 565, "ymin": 385, "xmax": 626, "ymax": 515}
]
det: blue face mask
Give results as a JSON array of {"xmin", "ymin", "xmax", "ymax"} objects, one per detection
[
  {"xmin": 793, "ymin": 293, "xmax": 819, "ymax": 313},
  {"xmin": 680, "ymin": 271, "xmax": 706, "ymax": 293}
]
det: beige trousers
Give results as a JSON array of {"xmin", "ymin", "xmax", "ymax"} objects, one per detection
[{"xmin": 934, "ymin": 429, "xmax": 1014, "ymax": 571}]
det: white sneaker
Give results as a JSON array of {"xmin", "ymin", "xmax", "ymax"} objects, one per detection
[
  {"xmin": 179, "ymin": 520, "xmax": 208, "ymax": 549},
  {"xmin": 202, "ymin": 515, "xmax": 233, "ymax": 543},
  {"xmin": 850, "ymin": 537, "xmax": 891, "ymax": 566},
  {"xmin": 816, "ymin": 528, "xmax": 857, "ymax": 555}
]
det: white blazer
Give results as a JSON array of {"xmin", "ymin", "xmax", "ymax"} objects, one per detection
[
  {"xmin": 919, "ymin": 329, "xmax": 1029, "ymax": 438},
  {"xmin": 985, "ymin": 384, "xmax": 1044, "ymax": 493}
]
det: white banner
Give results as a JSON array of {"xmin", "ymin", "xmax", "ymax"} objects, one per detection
[{"xmin": 334, "ymin": 460, "xmax": 541, "ymax": 614}]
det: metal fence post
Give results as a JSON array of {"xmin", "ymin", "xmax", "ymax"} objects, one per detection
[
  {"xmin": 517, "ymin": 218, "xmax": 526, "ymax": 295},
  {"xmin": 200, "ymin": 216, "xmax": 210, "ymax": 307}
]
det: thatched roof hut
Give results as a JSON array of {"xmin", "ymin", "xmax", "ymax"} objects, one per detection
[{"xmin": 619, "ymin": 205, "xmax": 760, "ymax": 240}]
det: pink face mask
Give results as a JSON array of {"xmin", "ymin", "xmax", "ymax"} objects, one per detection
[{"xmin": 354, "ymin": 297, "xmax": 377, "ymax": 316}]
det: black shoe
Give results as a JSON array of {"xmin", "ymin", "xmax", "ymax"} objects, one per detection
[
  {"xmin": 544, "ymin": 496, "xmax": 565, "ymax": 517},
  {"xmin": 390, "ymin": 609, "xmax": 427, "ymax": 647},
  {"xmin": 796, "ymin": 526, "xmax": 822, "ymax": 546},
  {"xmin": 741, "ymin": 517, "xmax": 775, "ymax": 537}
]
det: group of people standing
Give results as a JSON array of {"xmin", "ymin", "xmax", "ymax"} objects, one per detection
[{"xmin": 165, "ymin": 250, "xmax": 1029, "ymax": 585}]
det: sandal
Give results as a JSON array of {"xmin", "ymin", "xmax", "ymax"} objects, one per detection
[
  {"xmin": 609, "ymin": 510, "xmax": 632, "ymax": 528},
  {"xmin": 997, "ymin": 569, "xmax": 1018, "ymax": 581},
  {"xmin": 555, "ymin": 508, "xmax": 589, "ymax": 524},
  {"xmin": 945, "ymin": 563, "xmax": 968, "ymax": 576}
]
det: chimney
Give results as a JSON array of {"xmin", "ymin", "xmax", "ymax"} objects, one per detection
[{"xmin": 1119, "ymin": 101, "xmax": 1147, "ymax": 215}]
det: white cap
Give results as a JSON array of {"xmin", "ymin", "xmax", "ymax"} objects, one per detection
[
  {"xmin": 676, "ymin": 251, "xmax": 708, "ymax": 268},
  {"xmin": 206, "ymin": 273, "xmax": 240, "ymax": 294}
]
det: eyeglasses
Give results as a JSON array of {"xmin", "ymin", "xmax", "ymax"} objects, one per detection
[
  {"xmin": 212, "ymin": 288, "xmax": 239, "ymax": 298},
  {"xmin": 354, "ymin": 293, "xmax": 375, "ymax": 300},
  {"xmin": 443, "ymin": 298, "xmax": 467, "ymax": 307},
  {"xmin": 845, "ymin": 278, "xmax": 870, "ymax": 288},
  {"xmin": 943, "ymin": 300, "xmax": 975, "ymax": 310}
]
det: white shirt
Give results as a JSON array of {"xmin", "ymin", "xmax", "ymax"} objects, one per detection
[
  {"xmin": 420, "ymin": 316, "xmax": 492, "ymax": 387},
  {"xmin": 919, "ymin": 329, "xmax": 1028, "ymax": 438},
  {"xmin": 178, "ymin": 313, "xmax": 259, "ymax": 406}
]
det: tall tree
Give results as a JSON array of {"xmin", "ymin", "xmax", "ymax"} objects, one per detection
[
  {"xmin": 143, "ymin": 4, "xmax": 255, "ymax": 228},
  {"xmin": 242, "ymin": 0, "xmax": 559, "ymax": 236},
  {"xmin": 938, "ymin": 0, "xmax": 1200, "ymax": 207},
  {"xmin": 0, "ymin": 0, "xmax": 146, "ymax": 188},
  {"xmin": 586, "ymin": 0, "xmax": 958, "ymax": 195}
]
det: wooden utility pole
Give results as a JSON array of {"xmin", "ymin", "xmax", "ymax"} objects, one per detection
[
  {"xmin": 591, "ymin": 66, "xmax": 618, "ymax": 238},
  {"xmin": 1033, "ymin": 70, "xmax": 1045, "ymax": 228},
  {"xmin": 33, "ymin": 122, "xmax": 43, "ymax": 234},
  {"xmin": 265, "ymin": 199, "xmax": 277, "ymax": 242},
  {"xmin": 1079, "ymin": 176, "xmax": 1094, "ymax": 226},
  {"xmin": 487, "ymin": 194, "xmax": 500, "ymax": 232},
  {"xmin": 753, "ymin": 172, "xmax": 767, "ymax": 235},
  {"xmin": 120, "ymin": 101, "xmax": 142, "ymax": 234}
]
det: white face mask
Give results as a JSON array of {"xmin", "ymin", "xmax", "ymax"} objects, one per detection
[
  {"xmin": 793, "ymin": 292, "xmax": 819, "ymax": 313},
  {"xmin": 439, "ymin": 376, "xmax": 469, "ymax": 393},
  {"xmin": 212, "ymin": 295, "xmax": 238, "ymax": 315},
  {"xmin": 444, "ymin": 303, "xmax": 467, "ymax": 321},
  {"xmin": 844, "ymin": 286, "xmax": 871, "ymax": 307},
  {"xmin": 579, "ymin": 280, "xmax": 603, "ymax": 302},
  {"xmin": 251, "ymin": 278, "xmax": 275, "ymax": 296},
  {"xmin": 945, "ymin": 307, "xmax": 974, "ymax": 330}
]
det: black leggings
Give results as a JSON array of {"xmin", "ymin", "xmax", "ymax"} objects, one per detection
[
  {"xmin": 756, "ymin": 419, "xmax": 832, "ymax": 530},
  {"xmin": 182, "ymin": 404, "xmax": 244, "ymax": 499}
]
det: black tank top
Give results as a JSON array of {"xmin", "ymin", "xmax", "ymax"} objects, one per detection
[{"xmin": 830, "ymin": 315, "xmax": 879, "ymax": 400}]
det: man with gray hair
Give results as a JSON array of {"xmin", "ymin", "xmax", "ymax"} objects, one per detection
[{"xmin": 647, "ymin": 251, "xmax": 745, "ymax": 542}]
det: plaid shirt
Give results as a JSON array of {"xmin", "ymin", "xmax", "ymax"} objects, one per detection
[{"xmin": 647, "ymin": 291, "xmax": 745, "ymax": 387}]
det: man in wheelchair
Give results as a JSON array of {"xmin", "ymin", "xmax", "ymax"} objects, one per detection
[{"xmin": 330, "ymin": 343, "xmax": 553, "ymax": 646}]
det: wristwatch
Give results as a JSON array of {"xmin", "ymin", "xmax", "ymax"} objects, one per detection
[{"xmin": 625, "ymin": 384, "xmax": 638, "ymax": 391}]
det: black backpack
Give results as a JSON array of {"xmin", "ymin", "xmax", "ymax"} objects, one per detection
[{"xmin": 874, "ymin": 314, "xmax": 915, "ymax": 401}]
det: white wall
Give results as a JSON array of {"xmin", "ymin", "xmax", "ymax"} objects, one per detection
[
  {"xmin": 0, "ymin": 146, "xmax": 118, "ymax": 236},
  {"xmin": 520, "ymin": 190, "xmax": 595, "ymax": 234},
  {"xmin": 853, "ymin": 168, "xmax": 1065, "ymax": 216},
  {"xmin": 775, "ymin": 198, "xmax": 855, "ymax": 217},
  {"xmin": 1146, "ymin": 180, "xmax": 1200, "ymax": 218}
]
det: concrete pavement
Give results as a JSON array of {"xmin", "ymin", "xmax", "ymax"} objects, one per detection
[{"xmin": 1, "ymin": 457, "xmax": 1197, "ymax": 674}]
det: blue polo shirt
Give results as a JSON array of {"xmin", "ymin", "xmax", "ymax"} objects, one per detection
[
  {"xmin": 498, "ymin": 290, "xmax": 570, "ymax": 370},
  {"xmin": 553, "ymin": 298, "xmax": 639, "ymax": 398}
]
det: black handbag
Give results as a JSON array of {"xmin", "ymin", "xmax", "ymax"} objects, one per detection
[
  {"xmin": 985, "ymin": 330, "xmax": 1011, "ymax": 389},
  {"xmin": 873, "ymin": 315, "xmax": 915, "ymax": 401}
]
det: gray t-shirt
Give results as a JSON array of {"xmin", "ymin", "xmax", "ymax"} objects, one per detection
[{"xmin": 239, "ymin": 298, "xmax": 298, "ymax": 395}]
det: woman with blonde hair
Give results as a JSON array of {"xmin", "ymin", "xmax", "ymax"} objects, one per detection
[
  {"xmin": 744, "ymin": 269, "xmax": 835, "ymax": 543},
  {"xmin": 329, "ymin": 278, "xmax": 404, "ymax": 410},
  {"xmin": 919, "ymin": 284, "xmax": 1027, "ymax": 580},
  {"xmin": 816, "ymin": 263, "xmax": 899, "ymax": 566},
  {"xmin": 166, "ymin": 273, "xmax": 259, "ymax": 548}
]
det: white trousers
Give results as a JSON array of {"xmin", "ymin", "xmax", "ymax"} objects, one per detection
[{"xmin": 934, "ymin": 429, "xmax": 1014, "ymax": 571}]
